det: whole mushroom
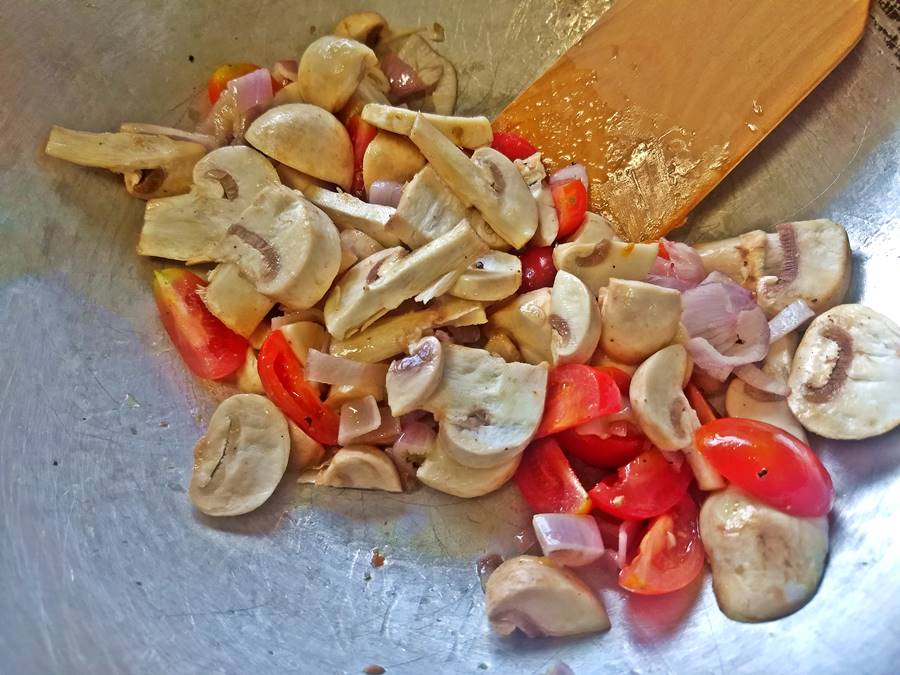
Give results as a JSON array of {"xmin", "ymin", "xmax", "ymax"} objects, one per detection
[{"xmin": 296, "ymin": 36, "xmax": 378, "ymax": 113}]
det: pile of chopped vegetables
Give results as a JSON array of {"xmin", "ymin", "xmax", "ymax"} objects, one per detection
[{"xmin": 45, "ymin": 10, "xmax": 900, "ymax": 638}]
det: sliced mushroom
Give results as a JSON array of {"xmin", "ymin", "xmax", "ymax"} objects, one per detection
[
  {"xmin": 329, "ymin": 296, "xmax": 486, "ymax": 362},
  {"xmin": 417, "ymin": 430, "xmax": 521, "ymax": 498},
  {"xmin": 271, "ymin": 81, "xmax": 305, "ymax": 106},
  {"xmin": 287, "ymin": 421, "xmax": 326, "ymax": 472},
  {"xmin": 361, "ymin": 103, "xmax": 492, "ymax": 148},
  {"xmin": 317, "ymin": 445, "xmax": 403, "ymax": 492},
  {"xmin": 189, "ymin": 394, "xmax": 290, "ymax": 516},
  {"xmin": 325, "ymin": 383, "xmax": 386, "ymax": 410},
  {"xmin": 589, "ymin": 351, "xmax": 636, "ymax": 377},
  {"xmin": 409, "ymin": 116, "xmax": 538, "ymax": 248},
  {"xmin": 484, "ymin": 556, "xmax": 610, "ymax": 637},
  {"xmin": 756, "ymin": 220, "xmax": 851, "ymax": 316},
  {"xmin": 387, "ymin": 165, "xmax": 468, "ymax": 247},
  {"xmin": 630, "ymin": 344, "xmax": 697, "ymax": 450},
  {"xmin": 514, "ymin": 152, "xmax": 559, "ymax": 247},
  {"xmin": 296, "ymin": 36, "xmax": 378, "ymax": 113},
  {"xmin": 694, "ymin": 229, "xmax": 768, "ymax": 288},
  {"xmin": 566, "ymin": 212, "xmax": 618, "ymax": 244},
  {"xmin": 726, "ymin": 334, "xmax": 808, "ymax": 442},
  {"xmin": 450, "ymin": 251, "xmax": 522, "ymax": 302},
  {"xmin": 324, "ymin": 221, "xmax": 488, "ymax": 340},
  {"xmin": 45, "ymin": 126, "xmax": 207, "ymax": 199},
  {"xmin": 415, "ymin": 270, "xmax": 461, "ymax": 304},
  {"xmin": 391, "ymin": 34, "xmax": 458, "ymax": 115},
  {"xmin": 333, "ymin": 11, "xmax": 387, "ymax": 45},
  {"xmin": 279, "ymin": 165, "xmax": 400, "ymax": 247},
  {"xmin": 787, "ymin": 304, "xmax": 900, "ymax": 439},
  {"xmin": 216, "ymin": 184, "xmax": 341, "ymax": 309},
  {"xmin": 553, "ymin": 240, "xmax": 658, "ymax": 295},
  {"xmin": 412, "ymin": 344, "xmax": 548, "ymax": 468},
  {"xmin": 700, "ymin": 486, "xmax": 828, "ymax": 623},
  {"xmin": 385, "ymin": 336, "xmax": 445, "ymax": 416},
  {"xmin": 279, "ymin": 320, "xmax": 330, "ymax": 366},
  {"xmin": 234, "ymin": 348, "xmax": 264, "ymax": 394},
  {"xmin": 340, "ymin": 228, "xmax": 384, "ymax": 261},
  {"xmin": 362, "ymin": 131, "xmax": 426, "ymax": 193},
  {"xmin": 488, "ymin": 288, "xmax": 553, "ymax": 365},
  {"xmin": 246, "ymin": 104, "xmax": 353, "ymax": 190},
  {"xmin": 550, "ymin": 271, "xmax": 601, "ymax": 366},
  {"xmin": 199, "ymin": 263, "xmax": 274, "ymax": 338},
  {"xmin": 483, "ymin": 329, "xmax": 522, "ymax": 363},
  {"xmin": 600, "ymin": 279, "xmax": 682, "ymax": 364},
  {"xmin": 138, "ymin": 146, "xmax": 280, "ymax": 262}
]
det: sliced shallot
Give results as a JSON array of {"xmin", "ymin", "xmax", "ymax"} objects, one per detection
[
  {"xmin": 368, "ymin": 180, "xmax": 405, "ymax": 207},
  {"xmin": 549, "ymin": 163, "xmax": 589, "ymax": 191},
  {"xmin": 271, "ymin": 59, "xmax": 299, "ymax": 84},
  {"xmin": 354, "ymin": 407, "xmax": 402, "ymax": 445},
  {"xmin": 380, "ymin": 51, "xmax": 431, "ymax": 100},
  {"xmin": 338, "ymin": 395, "xmax": 381, "ymax": 445},
  {"xmin": 532, "ymin": 513, "xmax": 605, "ymax": 567},
  {"xmin": 306, "ymin": 349, "xmax": 388, "ymax": 388},
  {"xmin": 647, "ymin": 239, "xmax": 706, "ymax": 290},
  {"xmin": 768, "ymin": 299, "xmax": 815, "ymax": 343},
  {"xmin": 230, "ymin": 67, "xmax": 274, "ymax": 113},
  {"xmin": 733, "ymin": 363, "xmax": 791, "ymax": 397},
  {"xmin": 617, "ymin": 520, "xmax": 644, "ymax": 569}
]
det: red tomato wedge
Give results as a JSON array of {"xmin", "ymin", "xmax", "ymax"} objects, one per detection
[
  {"xmin": 594, "ymin": 366, "xmax": 632, "ymax": 395},
  {"xmin": 518, "ymin": 246, "xmax": 557, "ymax": 293},
  {"xmin": 346, "ymin": 115, "xmax": 377, "ymax": 199},
  {"xmin": 257, "ymin": 330, "xmax": 340, "ymax": 445},
  {"xmin": 695, "ymin": 417, "xmax": 834, "ymax": 517},
  {"xmin": 551, "ymin": 179, "xmax": 588, "ymax": 238},
  {"xmin": 207, "ymin": 63, "xmax": 261, "ymax": 104},
  {"xmin": 490, "ymin": 131, "xmax": 538, "ymax": 161},
  {"xmin": 536, "ymin": 365, "xmax": 622, "ymax": 438},
  {"xmin": 558, "ymin": 428, "xmax": 646, "ymax": 468},
  {"xmin": 589, "ymin": 448, "xmax": 693, "ymax": 519},
  {"xmin": 619, "ymin": 495, "xmax": 705, "ymax": 595},
  {"xmin": 515, "ymin": 437, "xmax": 591, "ymax": 514},
  {"xmin": 152, "ymin": 268, "xmax": 247, "ymax": 380},
  {"xmin": 685, "ymin": 382, "xmax": 718, "ymax": 425}
]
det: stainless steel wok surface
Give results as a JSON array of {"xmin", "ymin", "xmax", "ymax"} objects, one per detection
[{"xmin": 2, "ymin": 2, "xmax": 899, "ymax": 673}]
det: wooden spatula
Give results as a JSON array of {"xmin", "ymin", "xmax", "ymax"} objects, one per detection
[{"xmin": 494, "ymin": 0, "xmax": 869, "ymax": 242}]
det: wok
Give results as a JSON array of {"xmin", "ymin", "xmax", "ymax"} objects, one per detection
[{"xmin": 1, "ymin": 1, "xmax": 899, "ymax": 673}]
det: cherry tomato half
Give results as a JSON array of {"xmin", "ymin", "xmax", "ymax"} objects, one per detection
[
  {"xmin": 518, "ymin": 246, "xmax": 556, "ymax": 293},
  {"xmin": 257, "ymin": 330, "xmax": 340, "ymax": 445},
  {"xmin": 346, "ymin": 115, "xmax": 378, "ymax": 199},
  {"xmin": 152, "ymin": 268, "xmax": 247, "ymax": 380},
  {"xmin": 619, "ymin": 495, "xmax": 705, "ymax": 595},
  {"xmin": 685, "ymin": 382, "xmax": 718, "ymax": 425},
  {"xmin": 536, "ymin": 365, "xmax": 623, "ymax": 438},
  {"xmin": 594, "ymin": 366, "xmax": 632, "ymax": 395},
  {"xmin": 589, "ymin": 448, "xmax": 693, "ymax": 519},
  {"xmin": 558, "ymin": 428, "xmax": 646, "ymax": 468},
  {"xmin": 551, "ymin": 179, "xmax": 588, "ymax": 238},
  {"xmin": 695, "ymin": 417, "xmax": 834, "ymax": 517},
  {"xmin": 515, "ymin": 437, "xmax": 591, "ymax": 514},
  {"xmin": 207, "ymin": 63, "xmax": 261, "ymax": 104},
  {"xmin": 490, "ymin": 131, "xmax": 539, "ymax": 161}
]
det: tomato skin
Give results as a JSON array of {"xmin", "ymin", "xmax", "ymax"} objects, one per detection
[
  {"xmin": 257, "ymin": 330, "xmax": 340, "ymax": 445},
  {"xmin": 536, "ymin": 365, "xmax": 623, "ymax": 438},
  {"xmin": 551, "ymin": 179, "xmax": 588, "ymax": 238},
  {"xmin": 589, "ymin": 448, "xmax": 693, "ymax": 519},
  {"xmin": 515, "ymin": 437, "xmax": 591, "ymax": 514},
  {"xmin": 685, "ymin": 382, "xmax": 718, "ymax": 425},
  {"xmin": 695, "ymin": 418, "xmax": 833, "ymax": 517},
  {"xmin": 619, "ymin": 495, "xmax": 705, "ymax": 595},
  {"xmin": 346, "ymin": 115, "xmax": 377, "ymax": 198},
  {"xmin": 558, "ymin": 428, "xmax": 646, "ymax": 468},
  {"xmin": 152, "ymin": 268, "xmax": 247, "ymax": 380},
  {"xmin": 518, "ymin": 246, "xmax": 557, "ymax": 293},
  {"xmin": 593, "ymin": 366, "xmax": 632, "ymax": 395},
  {"xmin": 207, "ymin": 63, "xmax": 261, "ymax": 104},
  {"xmin": 491, "ymin": 131, "xmax": 539, "ymax": 161}
]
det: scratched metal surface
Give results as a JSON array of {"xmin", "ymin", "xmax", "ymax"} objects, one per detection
[{"xmin": 1, "ymin": 1, "xmax": 899, "ymax": 673}]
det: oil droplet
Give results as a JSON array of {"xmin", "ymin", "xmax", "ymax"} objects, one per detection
[
  {"xmin": 752, "ymin": 99, "xmax": 763, "ymax": 115},
  {"xmin": 747, "ymin": 123, "xmax": 758, "ymax": 133}
]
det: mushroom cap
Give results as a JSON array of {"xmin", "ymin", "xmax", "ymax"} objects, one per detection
[
  {"xmin": 317, "ymin": 445, "xmax": 403, "ymax": 492},
  {"xmin": 385, "ymin": 336, "xmax": 445, "ymax": 416},
  {"xmin": 756, "ymin": 219, "xmax": 851, "ymax": 317},
  {"xmin": 700, "ymin": 486, "xmax": 828, "ymax": 623},
  {"xmin": 552, "ymin": 240, "xmax": 659, "ymax": 296},
  {"xmin": 189, "ymin": 394, "xmax": 290, "ymax": 516},
  {"xmin": 550, "ymin": 271, "xmax": 602, "ymax": 365},
  {"xmin": 421, "ymin": 344, "xmax": 548, "ymax": 468},
  {"xmin": 600, "ymin": 279, "xmax": 682, "ymax": 364},
  {"xmin": 450, "ymin": 251, "xmax": 522, "ymax": 302},
  {"xmin": 788, "ymin": 304, "xmax": 900, "ymax": 439},
  {"xmin": 246, "ymin": 104, "xmax": 353, "ymax": 190},
  {"xmin": 416, "ymin": 430, "xmax": 521, "ymax": 498},
  {"xmin": 287, "ymin": 421, "xmax": 326, "ymax": 472},
  {"xmin": 217, "ymin": 184, "xmax": 342, "ymax": 309},
  {"xmin": 362, "ymin": 131, "xmax": 426, "ymax": 193},
  {"xmin": 484, "ymin": 556, "xmax": 610, "ymax": 637},
  {"xmin": 296, "ymin": 36, "xmax": 378, "ymax": 113},
  {"xmin": 488, "ymin": 288, "xmax": 553, "ymax": 365},
  {"xmin": 630, "ymin": 344, "xmax": 698, "ymax": 450},
  {"xmin": 333, "ymin": 11, "xmax": 387, "ymax": 44},
  {"xmin": 725, "ymin": 333, "xmax": 808, "ymax": 442},
  {"xmin": 200, "ymin": 263, "xmax": 274, "ymax": 338}
]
